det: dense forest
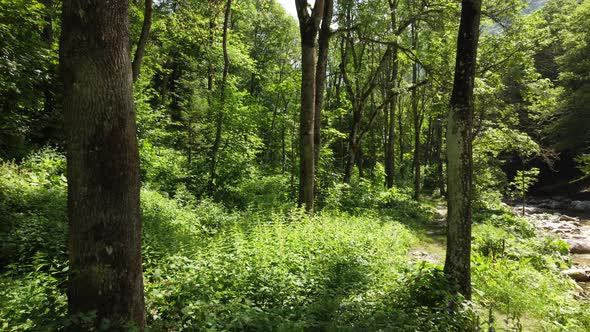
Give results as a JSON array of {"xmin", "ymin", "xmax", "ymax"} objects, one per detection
[{"xmin": 1, "ymin": 0, "xmax": 590, "ymax": 330}]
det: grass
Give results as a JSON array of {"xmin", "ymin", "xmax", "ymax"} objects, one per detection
[{"xmin": 1, "ymin": 151, "xmax": 589, "ymax": 331}]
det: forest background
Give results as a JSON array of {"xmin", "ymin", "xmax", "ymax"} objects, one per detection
[{"xmin": 1, "ymin": 0, "xmax": 590, "ymax": 330}]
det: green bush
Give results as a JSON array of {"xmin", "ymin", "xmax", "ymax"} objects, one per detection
[{"xmin": 224, "ymin": 172, "xmax": 293, "ymax": 211}]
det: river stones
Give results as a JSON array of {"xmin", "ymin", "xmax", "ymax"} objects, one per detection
[
  {"xmin": 570, "ymin": 200, "xmax": 590, "ymax": 211},
  {"xmin": 568, "ymin": 241, "xmax": 590, "ymax": 254},
  {"xmin": 561, "ymin": 268, "xmax": 590, "ymax": 282}
]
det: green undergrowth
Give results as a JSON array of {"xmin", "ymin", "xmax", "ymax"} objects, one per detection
[
  {"xmin": 1, "ymin": 151, "xmax": 589, "ymax": 331},
  {"xmin": 470, "ymin": 211, "xmax": 590, "ymax": 331}
]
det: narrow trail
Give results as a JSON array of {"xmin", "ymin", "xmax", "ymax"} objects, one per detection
[{"xmin": 408, "ymin": 203, "xmax": 447, "ymax": 265}]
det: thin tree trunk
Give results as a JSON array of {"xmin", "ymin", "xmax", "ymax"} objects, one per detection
[
  {"xmin": 60, "ymin": 0, "xmax": 145, "ymax": 327},
  {"xmin": 41, "ymin": 0, "xmax": 54, "ymax": 132},
  {"xmin": 444, "ymin": 0, "xmax": 482, "ymax": 300},
  {"xmin": 132, "ymin": 0, "xmax": 153, "ymax": 82},
  {"xmin": 385, "ymin": 49, "xmax": 399, "ymax": 188},
  {"xmin": 209, "ymin": 0, "xmax": 232, "ymax": 193},
  {"xmin": 357, "ymin": 144, "xmax": 364, "ymax": 179},
  {"xmin": 425, "ymin": 115, "xmax": 433, "ymax": 164},
  {"xmin": 343, "ymin": 104, "xmax": 361, "ymax": 184},
  {"xmin": 434, "ymin": 119, "xmax": 446, "ymax": 196},
  {"xmin": 411, "ymin": 23, "xmax": 421, "ymax": 201},
  {"xmin": 398, "ymin": 97, "xmax": 405, "ymax": 178},
  {"xmin": 313, "ymin": 0, "xmax": 333, "ymax": 175}
]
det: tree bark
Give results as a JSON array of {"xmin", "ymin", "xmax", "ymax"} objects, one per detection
[
  {"xmin": 132, "ymin": 0, "xmax": 153, "ymax": 82},
  {"xmin": 60, "ymin": 0, "xmax": 145, "ymax": 328},
  {"xmin": 434, "ymin": 119, "xmax": 446, "ymax": 196},
  {"xmin": 385, "ymin": 48, "xmax": 399, "ymax": 188},
  {"xmin": 444, "ymin": 0, "xmax": 482, "ymax": 300},
  {"xmin": 313, "ymin": 0, "xmax": 333, "ymax": 177},
  {"xmin": 411, "ymin": 23, "xmax": 421, "ymax": 201},
  {"xmin": 398, "ymin": 97, "xmax": 405, "ymax": 178},
  {"xmin": 296, "ymin": 0, "xmax": 324, "ymax": 212}
]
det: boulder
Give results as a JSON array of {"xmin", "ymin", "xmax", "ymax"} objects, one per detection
[
  {"xmin": 539, "ymin": 200, "xmax": 563, "ymax": 210},
  {"xmin": 568, "ymin": 241, "xmax": 590, "ymax": 254},
  {"xmin": 562, "ymin": 268, "xmax": 590, "ymax": 282},
  {"xmin": 570, "ymin": 201, "xmax": 590, "ymax": 211},
  {"xmin": 560, "ymin": 215, "xmax": 579, "ymax": 222}
]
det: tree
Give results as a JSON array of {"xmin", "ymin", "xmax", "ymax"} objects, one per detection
[
  {"xmin": 208, "ymin": 0, "xmax": 232, "ymax": 193},
  {"xmin": 444, "ymin": 0, "xmax": 482, "ymax": 300},
  {"xmin": 60, "ymin": 0, "xmax": 145, "ymax": 328},
  {"xmin": 132, "ymin": 0, "xmax": 153, "ymax": 83},
  {"xmin": 296, "ymin": 0, "xmax": 325, "ymax": 212},
  {"xmin": 314, "ymin": 0, "xmax": 333, "ymax": 177}
]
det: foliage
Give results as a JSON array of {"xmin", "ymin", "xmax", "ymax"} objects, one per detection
[
  {"xmin": 0, "ymin": 0, "xmax": 60, "ymax": 160},
  {"xmin": 471, "ymin": 215, "xmax": 590, "ymax": 331},
  {"xmin": 509, "ymin": 167, "xmax": 540, "ymax": 208},
  {"xmin": 0, "ymin": 149, "xmax": 67, "ymax": 267},
  {"xmin": 2, "ymin": 153, "xmax": 590, "ymax": 330},
  {"xmin": 574, "ymin": 154, "xmax": 590, "ymax": 180}
]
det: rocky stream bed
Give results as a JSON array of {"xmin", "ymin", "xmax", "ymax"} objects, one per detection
[{"xmin": 510, "ymin": 197, "xmax": 590, "ymax": 294}]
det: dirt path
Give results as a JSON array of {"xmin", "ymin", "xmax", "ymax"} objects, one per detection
[{"xmin": 408, "ymin": 203, "xmax": 447, "ymax": 264}]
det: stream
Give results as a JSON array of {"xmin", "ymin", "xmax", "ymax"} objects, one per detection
[{"xmin": 509, "ymin": 197, "xmax": 590, "ymax": 294}]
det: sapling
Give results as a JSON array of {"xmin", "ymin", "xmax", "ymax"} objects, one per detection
[{"xmin": 510, "ymin": 167, "xmax": 540, "ymax": 215}]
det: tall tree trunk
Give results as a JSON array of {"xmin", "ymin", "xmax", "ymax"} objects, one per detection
[
  {"xmin": 425, "ymin": 115, "xmax": 433, "ymax": 164},
  {"xmin": 132, "ymin": 0, "xmax": 153, "ymax": 83},
  {"xmin": 385, "ymin": 48, "xmax": 399, "ymax": 188},
  {"xmin": 343, "ymin": 104, "xmax": 361, "ymax": 184},
  {"xmin": 398, "ymin": 97, "xmax": 405, "ymax": 178},
  {"xmin": 208, "ymin": 0, "xmax": 232, "ymax": 193},
  {"xmin": 411, "ymin": 23, "xmax": 421, "ymax": 201},
  {"xmin": 296, "ymin": 0, "xmax": 325, "ymax": 212},
  {"xmin": 313, "ymin": 0, "xmax": 333, "ymax": 176},
  {"xmin": 444, "ymin": 0, "xmax": 482, "ymax": 300},
  {"xmin": 60, "ymin": 0, "xmax": 145, "ymax": 328},
  {"xmin": 434, "ymin": 119, "xmax": 446, "ymax": 196},
  {"xmin": 41, "ymin": 0, "xmax": 55, "ymax": 138}
]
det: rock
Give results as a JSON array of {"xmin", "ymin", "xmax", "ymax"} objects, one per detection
[
  {"xmin": 570, "ymin": 201, "xmax": 590, "ymax": 211},
  {"xmin": 568, "ymin": 241, "xmax": 590, "ymax": 254},
  {"xmin": 562, "ymin": 268, "xmax": 590, "ymax": 282},
  {"xmin": 560, "ymin": 215, "xmax": 579, "ymax": 222},
  {"xmin": 539, "ymin": 200, "xmax": 563, "ymax": 209}
]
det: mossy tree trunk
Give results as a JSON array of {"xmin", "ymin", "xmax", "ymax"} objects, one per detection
[
  {"xmin": 443, "ymin": 0, "xmax": 482, "ymax": 300},
  {"xmin": 60, "ymin": 0, "xmax": 146, "ymax": 328}
]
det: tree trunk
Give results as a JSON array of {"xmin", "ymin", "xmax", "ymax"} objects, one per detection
[
  {"xmin": 411, "ymin": 24, "xmax": 421, "ymax": 201},
  {"xmin": 343, "ymin": 103, "xmax": 361, "ymax": 184},
  {"xmin": 41, "ymin": 0, "xmax": 55, "ymax": 138},
  {"xmin": 385, "ymin": 49, "xmax": 399, "ymax": 188},
  {"xmin": 313, "ymin": 0, "xmax": 333, "ymax": 175},
  {"xmin": 444, "ymin": 0, "xmax": 482, "ymax": 300},
  {"xmin": 296, "ymin": 0, "xmax": 325, "ymax": 212},
  {"xmin": 299, "ymin": 42, "xmax": 316, "ymax": 210},
  {"xmin": 60, "ymin": 0, "xmax": 145, "ymax": 328},
  {"xmin": 132, "ymin": 0, "xmax": 152, "ymax": 82},
  {"xmin": 208, "ymin": 0, "xmax": 232, "ymax": 194},
  {"xmin": 434, "ymin": 119, "xmax": 446, "ymax": 196},
  {"xmin": 398, "ymin": 97, "xmax": 405, "ymax": 178}
]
